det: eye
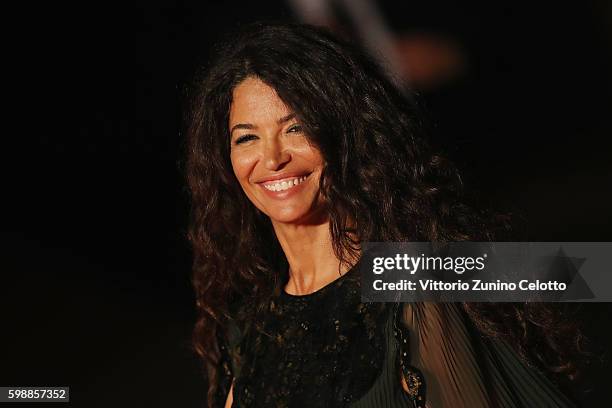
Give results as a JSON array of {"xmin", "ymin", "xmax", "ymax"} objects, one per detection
[
  {"xmin": 234, "ymin": 134, "xmax": 258, "ymax": 145},
  {"xmin": 286, "ymin": 124, "xmax": 303, "ymax": 134}
]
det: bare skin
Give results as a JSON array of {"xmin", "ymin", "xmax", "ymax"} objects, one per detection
[
  {"xmin": 223, "ymin": 383, "xmax": 233, "ymax": 408},
  {"xmin": 228, "ymin": 77, "xmax": 347, "ymax": 295},
  {"xmin": 225, "ymin": 77, "xmax": 402, "ymax": 405}
]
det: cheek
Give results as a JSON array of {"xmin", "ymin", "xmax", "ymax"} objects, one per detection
[
  {"xmin": 230, "ymin": 152, "xmax": 255, "ymax": 183},
  {"xmin": 303, "ymin": 148, "xmax": 325, "ymax": 171},
  {"xmin": 292, "ymin": 141, "xmax": 324, "ymax": 165}
]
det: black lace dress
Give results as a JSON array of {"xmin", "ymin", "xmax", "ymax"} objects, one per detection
[{"xmin": 215, "ymin": 267, "xmax": 577, "ymax": 408}]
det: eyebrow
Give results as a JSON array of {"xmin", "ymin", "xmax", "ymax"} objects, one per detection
[
  {"xmin": 277, "ymin": 113, "xmax": 296, "ymax": 124},
  {"xmin": 229, "ymin": 113, "xmax": 297, "ymax": 137},
  {"xmin": 229, "ymin": 123, "xmax": 254, "ymax": 136}
]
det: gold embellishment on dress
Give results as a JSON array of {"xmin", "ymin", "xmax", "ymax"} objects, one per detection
[
  {"xmin": 402, "ymin": 370, "xmax": 422, "ymax": 397},
  {"xmin": 393, "ymin": 303, "xmax": 426, "ymax": 407}
]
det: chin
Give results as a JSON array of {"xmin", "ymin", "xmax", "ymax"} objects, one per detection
[
  {"xmin": 267, "ymin": 205, "xmax": 328, "ymax": 226},
  {"xmin": 267, "ymin": 210, "xmax": 310, "ymax": 225}
]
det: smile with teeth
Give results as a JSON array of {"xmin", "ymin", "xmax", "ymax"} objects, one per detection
[{"xmin": 262, "ymin": 175, "xmax": 308, "ymax": 192}]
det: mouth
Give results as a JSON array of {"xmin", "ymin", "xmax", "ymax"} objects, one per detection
[{"xmin": 260, "ymin": 174, "xmax": 310, "ymax": 192}]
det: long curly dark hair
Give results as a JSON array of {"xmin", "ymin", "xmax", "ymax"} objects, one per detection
[{"xmin": 185, "ymin": 22, "xmax": 586, "ymax": 407}]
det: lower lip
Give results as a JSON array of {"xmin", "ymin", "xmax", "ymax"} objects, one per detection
[{"xmin": 258, "ymin": 176, "xmax": 310, "ymax": 199}]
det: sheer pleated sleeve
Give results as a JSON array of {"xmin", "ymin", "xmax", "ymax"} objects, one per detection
[{"xmin": 401, "ymin": 303, "xmax": 577, "ymax": 408}]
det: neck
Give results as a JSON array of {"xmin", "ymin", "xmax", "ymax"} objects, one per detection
[{"xmin": 272, "ymin": 219, "xmax": 350, "ymax": 295}]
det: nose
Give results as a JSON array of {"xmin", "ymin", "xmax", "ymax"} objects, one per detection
[{"xmin": 262, "ymin": 137, "xmax": 291, "ymax": 170}]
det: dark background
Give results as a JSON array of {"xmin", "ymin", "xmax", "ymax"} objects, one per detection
[{"xmin": 3, "ymin": 1, "xmax": 612, "ymax": 407}]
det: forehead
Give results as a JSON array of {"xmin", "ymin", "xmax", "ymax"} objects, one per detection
[{"xmin": 229, "ymin": 77, "xmax": 292, "ymax": 125}]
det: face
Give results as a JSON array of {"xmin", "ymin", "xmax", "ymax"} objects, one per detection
[{"xmin": 229, "ymin": 77, "xmax": 326, "ymax": 225}]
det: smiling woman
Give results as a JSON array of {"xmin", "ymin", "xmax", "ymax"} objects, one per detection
[
  {"xmin": 229, "ymin": 77, "xmax": 326, "ymax": 225},
  {"xmin": 186, "ymin": 22, "xmax": 583, "ymax": 408}
]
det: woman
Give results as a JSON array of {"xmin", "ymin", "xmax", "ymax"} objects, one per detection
[{"xmin": 186, "ymin": 22, "xmax": 583, "ymax": 407}]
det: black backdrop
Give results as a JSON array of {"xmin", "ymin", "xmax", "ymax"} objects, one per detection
[{"xmin": 4, "ymin": 1, "xmax": 612, "ymax": 407}]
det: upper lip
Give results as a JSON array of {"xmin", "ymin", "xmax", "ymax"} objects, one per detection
[{"xmin": 255, "ymin": 172, "xmax": 311, "ymax": 184}]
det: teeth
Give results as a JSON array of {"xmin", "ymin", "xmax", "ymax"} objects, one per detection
[{"xmin": 263, "ymin": 176, "xmax": 308, "ymax": 192}]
